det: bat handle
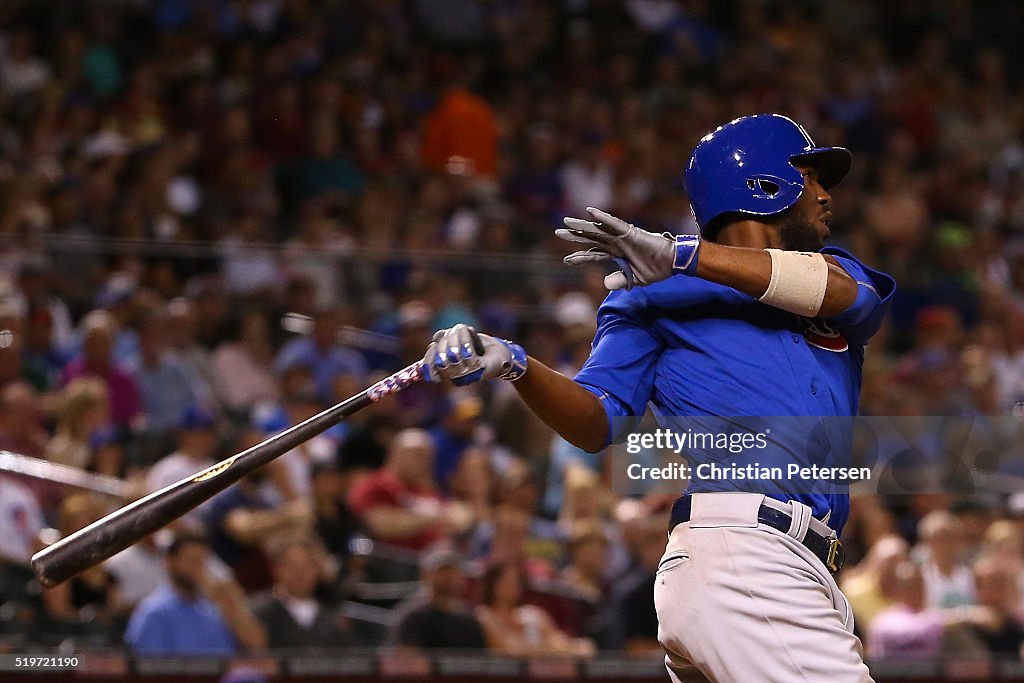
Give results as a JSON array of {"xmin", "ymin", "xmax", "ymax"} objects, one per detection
[{"xmin": 367, "ymin": 361, "xmax": 426, "ymax": 401}]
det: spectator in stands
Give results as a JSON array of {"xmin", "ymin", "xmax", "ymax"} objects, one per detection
[
  {"xmin": 0, "ymin": 381, "xmax": 47, "ymax": 459},
  {"xmin": 558, "ymin": 467, "xmax": 611, "ymax": 529},
  {"xmin": 476, "ymin": 562, "xmax": 595, "ymax": 656},
  {"xmin": 218, "ymin": 209, "xmax": 283, "ymax": 299},
  {"xmin": 14, "ymin": 259, "xmax": 70, "ymax": 344},
  {"xmin": 273, "ymin": 307, "xmax": 367, "ymax": 405},
  {"xmin": 419, "ymin": 60, "xmax": 498, "ymax": 179},
  {"xmin": 0, "ymin": 473, "xmax": 44, "ymax": 565},
  {"xmin": 146, "ymin": 406, "xmax": 220, "ymax": 529},
  {"xmin": 602, "ymin": 517, "xmax": 664, "ymax": 654},
  {"xmin": 0, "ymin": 313, "xmax": 26, "ymax": 389},
  {"xmin": 259, "ymin": 368, "xmax": 335, "ymax": 504},
  {"xmin": 970, "ymin": 555, "xmax": 1024, "ymax": 658},
  {"xmin": 561, "ymin": 129, "xmax": 615, "ymax": 215},
  {"xmin": 0, "ymin": 381, "xmax": 61, "ymax": 513},
  {"xmin": 188, "ymin": 277, "xmax": 229, "ymax": 350},
  {"xmin": 981, "ymin": 520, "xmax": 1024, "ymax": 612},
  {"xmin": 428, "ymin": 389, "xmax": 484, "ymax": 495},
  {"xmin": 335, "ymin": 399, "xmax": 399, "ymax": 472},
  {"xmin": 62, "ymin": 311, "xmax": 139, "ymax": 429},
  {"xmin": 560, "ymin": 521, "xmax": 609, "ymax": 603},
  {"xmin": 125, "ymin": 531, "xmax": 266, "ymax": 654},
  {"xmin": 311, "ymin": 459, "xmax": 366, "ymax": 571},
  {"xmin": 166, "ymin": 297, "xmax": 218, "ymax": 412},
  {"xmin": 473, "ymin": 505, "xmax": 540, "ymax": 577},
  {"xmin": 202, "ymin": 460, "xmax": 313, "ymax": 592},
  {"xmin": 42, "ymin": 493, "xmax": 122, "ymax": 623},
  {"xmin": 22, "ymin": 304, "xmax": 65, "ymax": 392},
  {"xmin": 282, "ymin": 200, "xmax": 351, "ymax": 309},
  {"xmin": 841, "ymin": 535, "xmax": 911, "ymax": 632},
  {"xmin": 951, "ymin": 499, "xmax": 998, "ymax": 561},
  {"xmin": 105, "ymin": 535, "xmax": 168, "ymax": 612},
  {"xmin": 44, "ymin": 377, "xmax": 110, "ymax": 469},
  {"xmin": 89, "ymin": 278, "xmax": 143, "ymax": 368},
  {"xmin": 89, "ymin": 425, "xmax": 125, "ymax": 478},
  {"xmin": 390, "ymin": 547, "xmax": 486, "ymax": 650},
  {"xmin": 251, "ymin": 536, "xmax": 348, "ymax": 648},
  {"xmin": 503, "ymin": 464, "xmax": 566, "ymax": 565},
  {"xmin": 18, "ymin": 259, "xmax": 72, "ymax": 390},
  {"xmin": 212, "ymin": 309, "xmax": 280, "ymax": 416},
  {"xmin": 504, "ymin": 122, "xmax": 565, "ymax": 233},
  {"xmin": 866, "ymin": 559, "xmax": 982, "ymax": 660},
  {"xmin": 348, "ymin": 428, "xmax": 470, "ymax": 552},
  {"xmin": 915, "ymin": 510, "xmax": 977, "ymax": 609},
  {"xmin": 132, "ymin": 310, "xmax": 202, "ymax": 432},
  {"xmin": 0, "ymin": 28, "xmax": 51, "ymax": 96},
  {"xmin": 290, "ymin": 116, "xmax": 364, "ymax": 202}
]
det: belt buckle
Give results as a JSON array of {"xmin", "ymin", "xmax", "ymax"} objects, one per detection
[{"xmin": 825, "ymin": 537, "xmax": 845, "ymax": 573}]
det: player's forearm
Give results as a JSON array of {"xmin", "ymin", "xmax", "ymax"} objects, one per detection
[
  {"xmin": 694, "ymin": 242, "xmax": 858, "ymax": 317},
  {"xmin": 512, "ymin": 358, "xmax": 608, "ymax": 453}
]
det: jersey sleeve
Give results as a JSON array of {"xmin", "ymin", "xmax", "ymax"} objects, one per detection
[
  {"xmin": 573, "ymin": 288, "xmax": 664, "ymax": 448},
  {"xmin": 821, "ymin": 247, "xmax": 896, "ymax": 345}
]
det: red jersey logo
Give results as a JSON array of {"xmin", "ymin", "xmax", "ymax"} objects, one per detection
[{"xmin": 800, "ymin": 318, "xmax": 849, "ymax": 352}]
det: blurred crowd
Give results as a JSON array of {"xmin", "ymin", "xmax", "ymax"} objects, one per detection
[{"xmin": 1, "ymin": 0, "xmax": 1024, "ymax": 663}]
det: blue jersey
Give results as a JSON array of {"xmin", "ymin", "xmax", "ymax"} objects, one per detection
[{"xmin": 574, "ymin": 247, "xmax": 895, "ymax": 535}]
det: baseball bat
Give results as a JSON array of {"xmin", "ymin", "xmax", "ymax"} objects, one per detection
[
  {"xmin": 280, "ymin": 312, "xmax": 400, "ymax": 354},
  {"xmin": 31, "ymin": 361, "xmax": 427, "ymax": 588},
  {"xmin": 0, "ymin": 450, "xmax": 131, "ymax": 498}
]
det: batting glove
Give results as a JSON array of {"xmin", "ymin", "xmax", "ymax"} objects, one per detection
[
  {"xmin": 424, "ymin": 324, "xmax": 528, "ymax": 385},
  {"xmin": 558, "ymin": 207, "xmax": 701, "ymax": 290}
]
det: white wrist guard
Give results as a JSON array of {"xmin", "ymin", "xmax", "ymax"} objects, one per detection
[{"xmin": 758, "ymin": 249, "xmax": 829, "ymax": 317}]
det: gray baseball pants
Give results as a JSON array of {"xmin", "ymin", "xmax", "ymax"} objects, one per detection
[{"xmin": 653, "ymin": 493, "xmax": 874, "ymax": 682}]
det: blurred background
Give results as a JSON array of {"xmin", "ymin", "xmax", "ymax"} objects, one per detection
[{"xmin": 0, "ymin": 0, "xmax": 1024, "ymax": 681}]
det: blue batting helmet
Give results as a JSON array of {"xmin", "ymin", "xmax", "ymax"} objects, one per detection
[{"xmin": 684, "ymin": 114, "xmax": 851, "ymax": 235}]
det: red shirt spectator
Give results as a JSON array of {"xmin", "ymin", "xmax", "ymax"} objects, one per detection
[{"xmin": 348, "ymin": 429, "xmax": 465, "ymax": 552}]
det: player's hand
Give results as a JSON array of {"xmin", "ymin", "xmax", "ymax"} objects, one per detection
[
  {"xmin": 557, "ymin": 207, "xmax": 699, "ymax": 290},
  {"xmin": 423, "ymin": 324, "xmax": 527, "ymax": 384}
]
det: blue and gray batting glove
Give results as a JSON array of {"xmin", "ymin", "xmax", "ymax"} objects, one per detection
[
  {"xmin": 424, "ymin": 323, "xmax": 528, "ymax": 385},
  {"xmin": 558, "ymin": 207, "xmax": 700, "ymax": 290}
]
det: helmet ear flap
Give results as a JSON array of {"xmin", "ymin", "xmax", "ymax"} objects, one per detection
[{"xmin": 746, "ymin": 175, "xmax": 786, "ymax": 199}]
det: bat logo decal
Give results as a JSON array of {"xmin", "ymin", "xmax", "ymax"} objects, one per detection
[{"xmin": 191, "ymin": 456, "xmax": 239, "ymax": 482}]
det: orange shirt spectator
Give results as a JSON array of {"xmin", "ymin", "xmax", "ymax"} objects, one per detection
[{"xmin": 421, "ymin": 87, "xmax": 498, "ymax": 178}]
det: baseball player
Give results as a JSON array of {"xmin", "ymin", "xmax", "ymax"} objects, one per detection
[{"xmin": 424, "ymin": 114, "xmax": 893, "ymax": 682}]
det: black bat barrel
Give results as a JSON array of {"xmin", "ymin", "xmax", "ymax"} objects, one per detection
[{"xmin": 31, "ymin": 362, "xmax": 424, "ymax": 587}]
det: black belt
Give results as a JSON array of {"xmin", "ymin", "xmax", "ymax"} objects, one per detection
[{"xmin": 668, "ymin": 496, "xmax": 846, "ymax": 573}]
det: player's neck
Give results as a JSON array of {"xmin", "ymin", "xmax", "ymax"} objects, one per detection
[{"xmin": 714, "ymin": 221, "xmax": 783, "ymax": 249}]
